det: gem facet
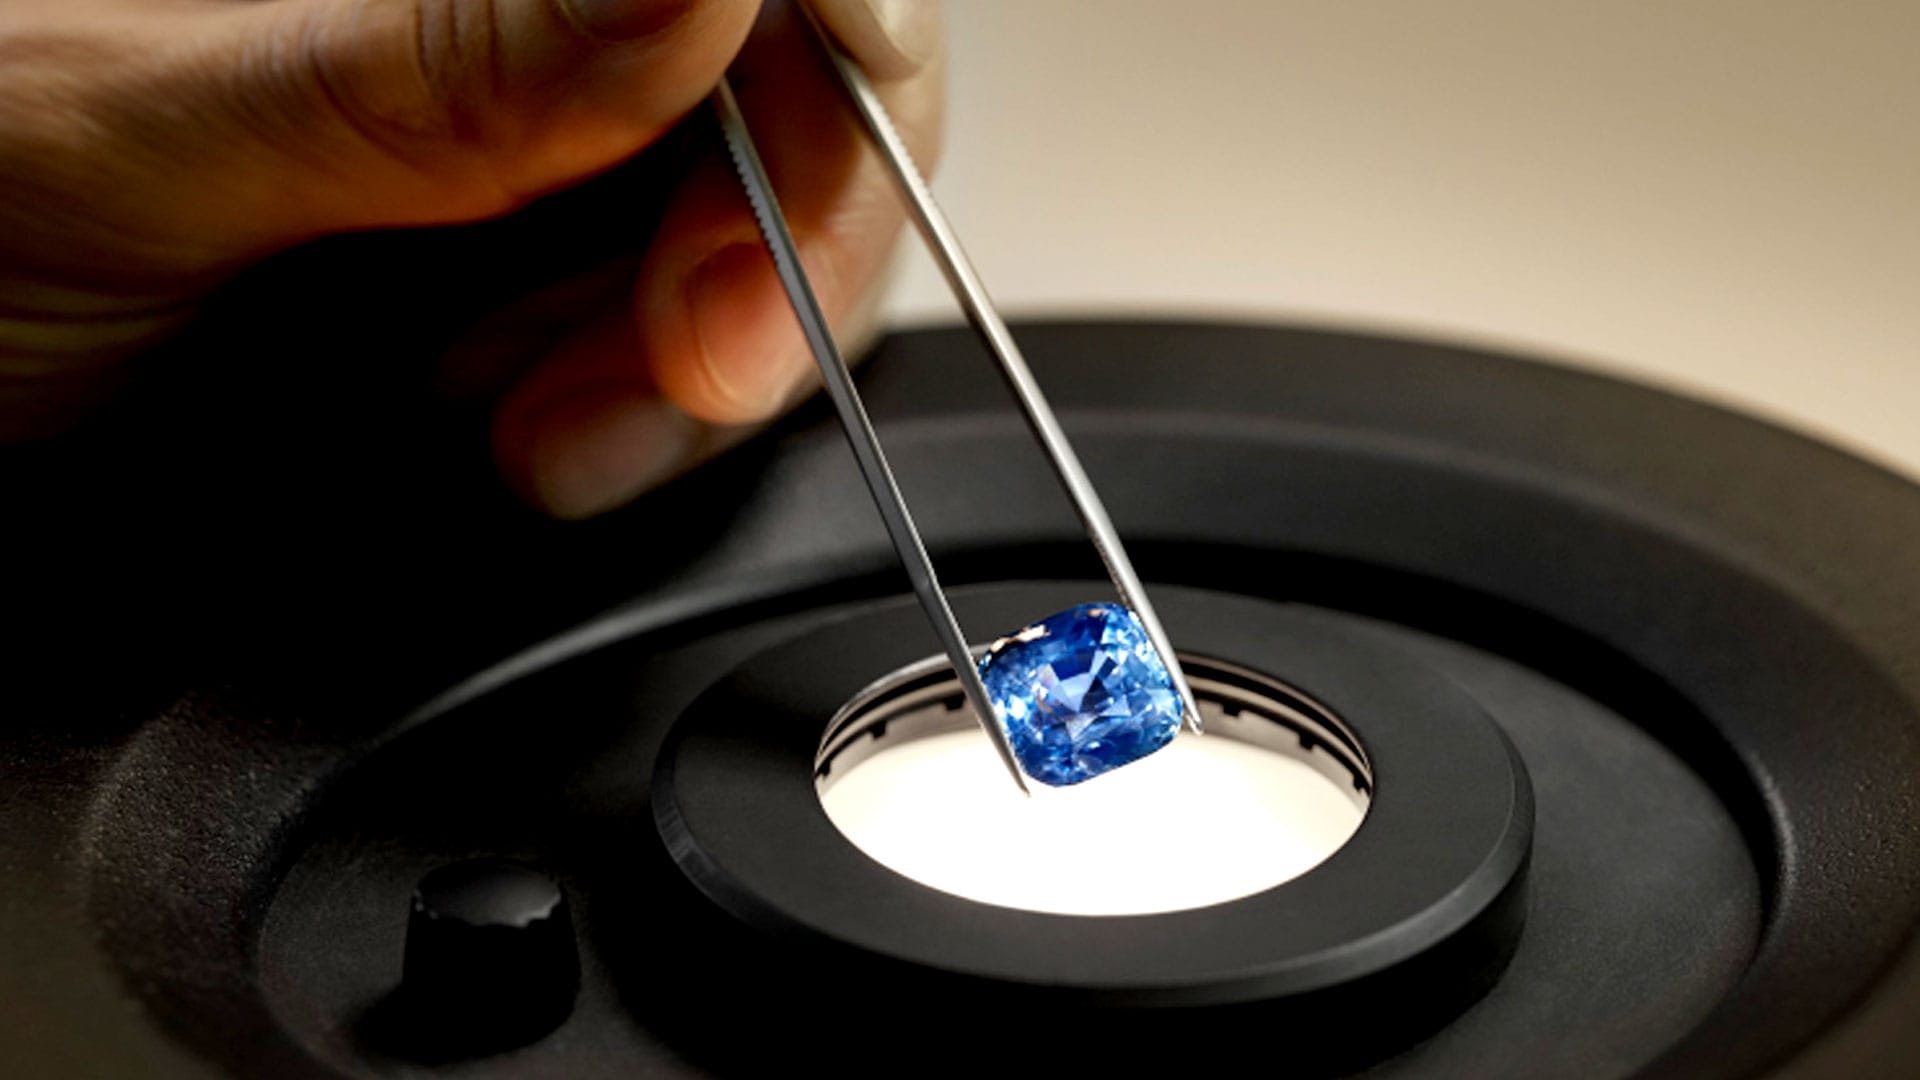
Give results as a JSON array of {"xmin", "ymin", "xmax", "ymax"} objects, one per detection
[{"xmin": 977, "ymin": 603, "xmax": 1184, "ymax": 786}]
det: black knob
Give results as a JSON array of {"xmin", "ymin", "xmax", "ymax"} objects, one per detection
[{"xmin": 399, "ymin": 858, "xmax": 579, "ymax": 1049}]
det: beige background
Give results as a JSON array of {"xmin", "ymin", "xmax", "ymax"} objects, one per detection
[{"xmin": 884, "ymin": 1, "xmax": 1919, "ymax": 477}]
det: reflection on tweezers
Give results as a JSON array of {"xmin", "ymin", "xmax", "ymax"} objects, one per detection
[{"xmin": 707, "ymin": 14, "xmax": 1203, "ymax": 796}]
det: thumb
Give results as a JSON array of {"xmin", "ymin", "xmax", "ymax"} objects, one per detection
[{"xmin": 181, "ymin": 0, "xmax": 759, "ymax": 252}]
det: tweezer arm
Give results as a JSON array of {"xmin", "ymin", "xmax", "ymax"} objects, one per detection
[
  {"xmin": 801, "ymin": 15, "xmax": 1205, "ymax": 736},
  {"xmin": 708, "ymin": 80, "xmax": 1032, "ymax": 794}
]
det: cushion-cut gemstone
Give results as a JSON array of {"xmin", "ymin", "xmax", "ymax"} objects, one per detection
[{"xmin": 977, "ymin": 603, "xmax": 1184, "ymax": 787}]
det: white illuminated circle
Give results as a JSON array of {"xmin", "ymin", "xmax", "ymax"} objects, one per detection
[{"xmin": 817, "ymin": 665, "xmax": 1370, "ymax": 917}]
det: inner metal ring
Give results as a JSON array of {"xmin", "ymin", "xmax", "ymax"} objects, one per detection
[
  {"xmin": 812, "ymin": 650, "xmax": 1378, "ymax": 916},
  {"xmin": 652, "ymin": 585, "xmax": 1533, "ymax": 1016},
  {"xmin": 814, "ymin": 651, "xmax": 1374, "ymax": 809}
]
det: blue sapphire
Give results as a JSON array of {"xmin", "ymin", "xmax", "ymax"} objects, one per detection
[{"xmin": 977, "ymin": 603, "xmax": 1184, "ymax": 787}]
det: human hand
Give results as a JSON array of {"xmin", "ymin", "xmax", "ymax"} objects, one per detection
[{"xmin": 0, "ymin": 0, "xmax": 943, "ymax": 516}]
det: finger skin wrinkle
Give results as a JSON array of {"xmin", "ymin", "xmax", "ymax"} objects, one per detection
[
  {"xmin": 297, "ymin": 6, "xmax": 449, "ymax": 160},
  {"xmin": 292, "ymin": 0, "xmax": 518, "ymax": 219},
  {"xmin": 308, "ymin": 1, "xmax": 459, "ymax": 148}
]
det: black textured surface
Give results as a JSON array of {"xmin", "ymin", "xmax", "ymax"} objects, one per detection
[{"xmin": 3, "ymin": 321, "xmax": 1918, "ymax": 1077}]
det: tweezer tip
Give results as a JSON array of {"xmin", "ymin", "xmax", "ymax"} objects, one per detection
[{"xmin": 1183, "ymin": 692, "xmax": 1206, "ymax": 736}]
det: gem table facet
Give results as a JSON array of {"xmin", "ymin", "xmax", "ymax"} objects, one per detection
[{"xmin": 977, "ymin": 603, "xmax": 1186, "ymax": 786}]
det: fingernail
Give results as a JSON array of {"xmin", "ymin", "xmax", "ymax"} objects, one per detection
[
  {"xmin": 860, "ymin": 0, "xmax": 941, "ymax": 71},
  {"xmin": 686, "ymin": 243, "xmax": 814, "ymax": 419},
  {"xmin": 523, "ymin": 387, "xmax": 696, "ymax": 519}
]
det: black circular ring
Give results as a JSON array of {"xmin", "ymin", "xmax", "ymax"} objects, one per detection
[{"xmin": 652, "ymin": 586, "xmax": 1533, "ymax": 1009}]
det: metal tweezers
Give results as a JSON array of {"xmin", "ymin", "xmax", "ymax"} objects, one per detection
[{"xmin": 709, "ymin": 12, "xmax": 1201, "ymax": 794}]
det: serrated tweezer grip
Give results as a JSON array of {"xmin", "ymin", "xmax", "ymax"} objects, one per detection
[{"xmin": 708, "ymin": 15, "xmax": 1203, "ymax": 795}]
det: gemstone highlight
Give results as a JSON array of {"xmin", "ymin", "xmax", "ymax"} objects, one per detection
[{"xmin": 977, "ymin": 603, "xmax": 1184, "ymax": 786}]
